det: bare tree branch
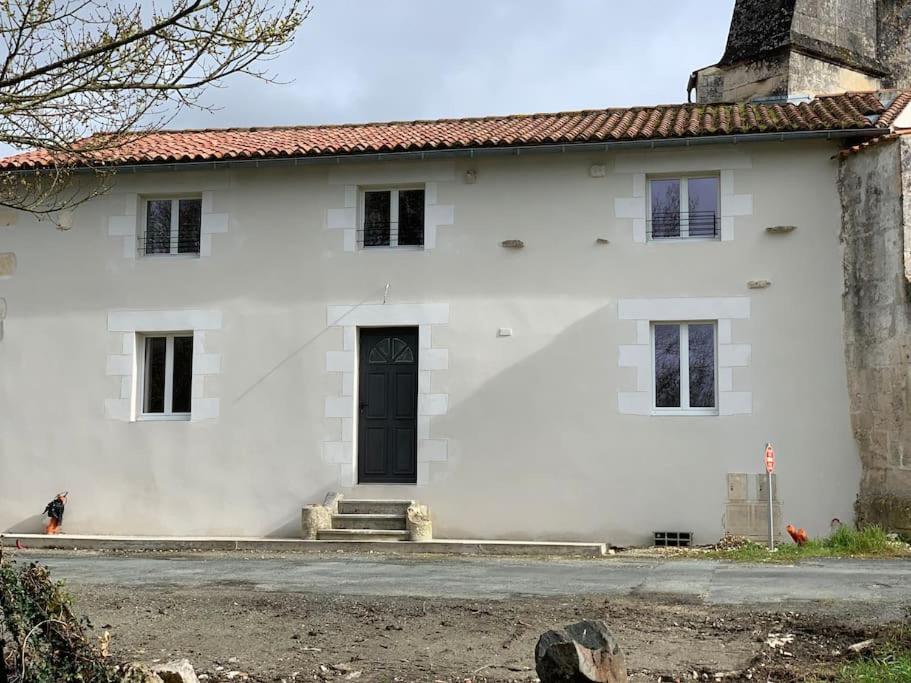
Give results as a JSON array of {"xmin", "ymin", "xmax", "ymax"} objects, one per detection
[{"xmin": 0, "ymin": 0, "xmax": 310, "ymax": 220}]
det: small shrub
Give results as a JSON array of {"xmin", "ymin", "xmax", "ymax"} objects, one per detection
[
  {"xmin": 824, "ymin": 524, "xmax": 893, "ymax": 555},
  {"xmin": 0, "ymin": 561, "xmax": 119, "ymax": 683}
]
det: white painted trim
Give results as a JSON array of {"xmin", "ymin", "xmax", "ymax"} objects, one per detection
[
  {"xmin": 107, "ymin": 191, "xmax": 228, "ymax": 258},
  {"xmin": 618, "ymin": 297, "xmax": 749, "ymax": 321},
  {"xmin": 617, "ymin": 297, "xmax": 752, "ymax": 416},
  {"xmin": 323, "ymin": 302, "xmax": 450, "ymax": 486},
  {"xmin": 105, "ymin": 309, "xmax": 222, "ymax": 422},
  {"xmin": 613, "ymin": 152, "xmax": 752, "ymax": 243},
  {"xmin": 328, "ymin": 161, "xmax": 455, "ymax": 185},
  {"xmin": 327, "ymin": 303, "xmax": 449, "ymax": 327},
  {"xmin": 108, "ymin": 309, "xmax": 222, "ymax": 332},
  {"xmin": 327, "ymin": 173, "xmax": 454, "ymax": 252}
]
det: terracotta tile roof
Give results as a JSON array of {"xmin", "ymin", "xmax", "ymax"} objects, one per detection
[{"xmin": 1, "ymin": 91, "xmax": 907, "ymax": 170}]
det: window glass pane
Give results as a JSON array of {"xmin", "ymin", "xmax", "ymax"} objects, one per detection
[
  {"xmin": 654, "ymin": 324, "xmax": 681, "ymax": 408},
  {"xmin": 145, "ymin": 200, "xmax": 171, "ymax": 254},
  {"xmin": 687, "ymin": 177, "xmax": 719, "ymax": 237},
  {"xmin": 172, "ymin": 335, "xmax": 194, "ymax": 413},
  {"xmin": 143, "ymin": 336, "xmax": 167, "ymax": 413},
  {"xmin": 688, "ymin": 323, "xmax": 716, "ymax": 408},
  {"xmin": 363, "ymin": 191, "xmax": 390, "ymax": 247},
  {"xmin": 650, "ymin": 179, "xmax": 680, "ymax": 238},
  {"xmin": 398, "ymin": 189, "xmax": 425, "ymax": 246},
  {"xmin": 178, "ymin": 199, "xmax": 201, "ymax": 254}
]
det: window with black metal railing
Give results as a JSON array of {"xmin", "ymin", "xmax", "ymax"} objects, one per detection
[
  {"xmin": 647, "ymin": 176, "xmax": 720, "ymax": 240},
  {"xmin": 647, "ymin": 210, "xmax": 719, "ymax": 239},
  {"xmin": 138, "ymin": 197, "xmax": 201, "ymax": 256},
  {"xmin": 359, "ymin": 188, "xmax": 425, "ymax": 248}
]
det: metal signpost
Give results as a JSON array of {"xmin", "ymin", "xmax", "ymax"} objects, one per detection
[{"xmin": 765, "ymin": 443, "xmax": 776, "ymax": 550}]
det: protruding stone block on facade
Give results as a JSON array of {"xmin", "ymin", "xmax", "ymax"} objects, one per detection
[
  {"xmin": 301, "ymin": 504, "xmax": 332, "ymax": 540},
  {"xmin": 535, "ymin": 619, "xmax": 628, "ymax": 683},
  {"xmin": 0, "ymin": 252, "xmax": 16, "ymax": 277}
]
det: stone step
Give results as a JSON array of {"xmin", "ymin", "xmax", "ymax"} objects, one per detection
[
  {"xmin": 332, "ymin": 513, "xmax": 406, "ymax": 531},
  {"xmin": 317, "ymin": 528, "xmax": 410, "ymax": 542},
  {"xmin": 337, "ymin": 499, "xmax": 414, "ymax": 515}
]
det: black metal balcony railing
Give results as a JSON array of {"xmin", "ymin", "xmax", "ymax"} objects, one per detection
[
  {"xmin": 137, "ymin": 234, "xmax": 201, "ymax": 256},
  {"xmin": 358, "ymin": 221, "xmax": 424, "ymax": 248},
  {"xmin": 647, "ymin": 211, "xmax": 719, "ymax": 240}
]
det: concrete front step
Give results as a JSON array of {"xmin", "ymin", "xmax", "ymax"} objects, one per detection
[
  {"xmin": 317, "ymin": 528, "xmax": 410, "ymax": 541},
  {"xmin": 337, "ymin": 499, "xmax": 414, "ymax": 515},
  {"xmin": 332, "ymin": 513, "xmax": 406, "ymax": 531}
]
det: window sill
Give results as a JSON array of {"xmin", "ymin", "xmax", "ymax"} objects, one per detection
[
  {"xmin": 358, "ymin": 246, "xmax": 425, "ymax": 253},
  {"xmin": 647, "ymin": 237, "xmax": 720, "ymax": 243},
  {"xmin": 138, "ymin": 413, "xmax": 191, "ymax": 422},
  {"xmin": 138, "ymin": 253, "xmax": 201, "ymax": 259},
  {"xmin": 650, "ymin": 408, "xmax": 719, "ymax": 417}
]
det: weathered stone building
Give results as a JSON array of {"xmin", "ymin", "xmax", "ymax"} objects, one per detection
[
  {"xmin": 693, "ymin": 0, "xmax": 911, "ymax": 533},
  {"xmin": 690, "ymin": 0, "xmax": 911, "ymax": 103}
]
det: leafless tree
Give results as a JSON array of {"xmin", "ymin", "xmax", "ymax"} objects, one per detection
[{"xmin": 0, "ymin": 0, "xmax": 310, "ymax": 221}]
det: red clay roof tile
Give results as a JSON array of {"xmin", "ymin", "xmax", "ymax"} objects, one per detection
[{"xmin": 0, "ymin": 91, "xmax": 906, "ymax": 171}]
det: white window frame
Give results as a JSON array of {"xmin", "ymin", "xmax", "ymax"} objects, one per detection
[
  {"xmin": 137, "ymin": 332, "xmax": 193, "ymax": 421},
  {"xmin": 650, "ymin": 321, "xmax": 718, "ymax": 416},
  {"xmin": 357, "ymin": 185, "xmax": 425, "ymax": 250},
  {"xmin": 646, "ymin": 174, "xmax": 720, "ymax": 241},
  {"xmin": 140, "ymin": 196, "xmax": 202, "ymax": 257}
]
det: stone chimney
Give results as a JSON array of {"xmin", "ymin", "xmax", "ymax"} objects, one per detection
[{"xmin": 689, "ymin": 0, "xmax": 910, "ymax": 103}]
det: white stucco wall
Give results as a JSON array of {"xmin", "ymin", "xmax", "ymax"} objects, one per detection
[{"xmin": 0, "ymin": 140, "xmax": 860, "ymax": 544}]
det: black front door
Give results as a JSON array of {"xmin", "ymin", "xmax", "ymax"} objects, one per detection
[{"xmin": 358, "ymin": 327, "xmax": 418, "ymax": 484}]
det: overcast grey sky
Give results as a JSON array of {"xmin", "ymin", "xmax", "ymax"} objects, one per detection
[{"xmin": 170, "ymin": 0, "xmax": 737, "ymax": 130}]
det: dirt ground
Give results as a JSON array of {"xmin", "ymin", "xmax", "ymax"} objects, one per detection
[{"xmin": 67, "ymin": 582, "xmax": 902, "ymax": 683}]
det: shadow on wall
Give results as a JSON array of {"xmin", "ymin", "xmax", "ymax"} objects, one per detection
[
  {"xmin": 430, "ymin": 302, "xmax": 747, "ymax": 546},
  {"xmin": 4, "ymin": 513, "xmax": 46, "ymax": 534}
]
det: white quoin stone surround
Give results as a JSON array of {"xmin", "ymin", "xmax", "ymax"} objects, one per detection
[
  {"xmin": 326, "ymin": 162, "xmax": 456, "ymax": 252},
  {"xmin": 107, "ymin": 191, "xmax": 229, "ymax": 258},
  {"xmin": 105, "ymin": 309, "xmax": 223, "ymax": 421},
  {"xmin": 323, "ymin": 303, "xmax": 450, "ymax": 486},
  {"xmin": 612, "ymin": 151, "xmax": 754, "ymax": 242},
  {"xmin": 617, "ymin": 297, "xmax": 752, "ymax": 416}
]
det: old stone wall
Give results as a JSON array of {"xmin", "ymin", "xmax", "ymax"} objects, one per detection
[
  {"xmin": 840, "ymin": 137, "xmax": 911, "ymax": 533},
  {"xmin": 878, "ymin": 0, "xmax": 911, "ymax": 89}
]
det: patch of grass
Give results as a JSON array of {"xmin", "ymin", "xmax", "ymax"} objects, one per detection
[
  {"xmin": 825, "ymin": 524, "xmax": 894, "ymax": 554},
  {"xmin": 823, "ymin": 642, "xmax": 911, "ymax": 683},
  {"xmin": 704, "ymin": 525, "xmax": 909, "ymax": 563},
  {"xmin": 832, "ymin": 653, "xmax": 911, "ymax": 682}
]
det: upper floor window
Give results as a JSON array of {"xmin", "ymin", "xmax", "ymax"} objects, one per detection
[
  {"xmin": 140, "ymin": 333, "xmax": 193, "ymax": 420},
  {"xmin": 359, "ymin": 187, "xmax": 424, "ymax": 249},
  {"xmin": 652, "ymin": 321, "xmax": 717, "ymax": 415},
  {"xmin": 647, "ymin": 175, "xmax": 719, "ymax": 240},
  {"xmin": 140, "ymin": 197, "xmax": 201, "ymax": 256}
]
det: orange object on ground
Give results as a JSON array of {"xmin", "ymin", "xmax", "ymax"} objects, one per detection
[{"xmin": 786, "ymin": 524, "xmax": 808, "ymax": 545}]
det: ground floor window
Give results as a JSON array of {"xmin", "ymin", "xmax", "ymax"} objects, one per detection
[
  {"xmin": 652, "ymin": 321, "xmax": 717, "ymax": 414},
  {"xmin": 140, "ymin": 333, "xmax": 193, "ymax": 419}
]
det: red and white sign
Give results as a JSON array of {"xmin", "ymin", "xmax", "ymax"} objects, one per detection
[{"xmin": 765, "ymin": 443, "xmax": 775, "ymax": 473}]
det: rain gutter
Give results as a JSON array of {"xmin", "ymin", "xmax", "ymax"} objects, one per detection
[{"xmin": 7, "ymin": 128, "xmax": 885, "ymax": 174}]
